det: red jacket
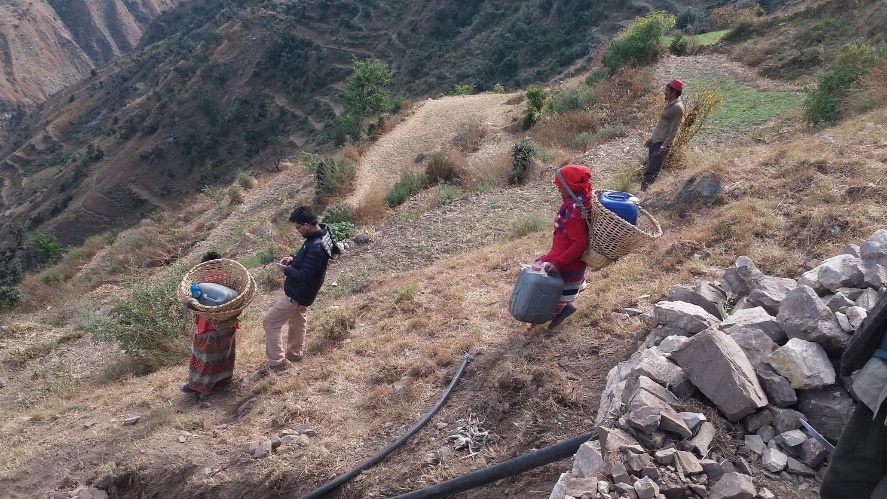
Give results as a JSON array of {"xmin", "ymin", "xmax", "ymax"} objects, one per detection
[{"xmin": 538, "ymin": 197, "xmax": 590, "ymax": 274}]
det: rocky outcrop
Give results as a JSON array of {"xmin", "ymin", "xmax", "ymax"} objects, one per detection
[{"xmin": 552, "ymin": 229, "xmax": 887, "ymax": 499}]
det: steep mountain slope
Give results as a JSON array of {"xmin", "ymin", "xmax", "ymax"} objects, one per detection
[
  {"xmin": 0, "ymin": 0, "xmax": 177, "ymax": 126},
  {"xmin": 0, "ymin": 0, "xmax": 713, "ymax": 251}
]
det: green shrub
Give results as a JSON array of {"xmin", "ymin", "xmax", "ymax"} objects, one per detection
[
  {"xmin": 236, "ymin": 171, "xmax": 257, "ymax": 189},
  {"xmin": 493, "ymin": 83, "xmax": 505, "ymax": 93},
  {"xmin": 315, "ymin": 155, "xmax": 357, "ymax": 202},
  {"xmin": 453, "ymin": 83, "xmax": 475, "ymax": 95},
  {"xmin": 591, "ymin": 123, "xmax": 627, "ymax": 142},
  {"xmin": 385, "ymin": 172, "xmax": 428, "ymax": 207},
  {"xmin": 549, "ymin": 86, "xmax": 597, "ymax": 114},
  {"xmin": 436, "ymin": 185, "xmax": 462, "ymax": 205},
  {"xmin": 323, "ymin": 203, "xmax": 354, "ymax": 224},
  {"xmin": 523, "ymin": 85, "xmax": 549, "ymax": 129},
  {"xmin": 91, "ymin": 275, "xmax": 188, "ymax": 370},
  {"xmin": 328, "ymin": 221, "xmax": 356, "ymax": 241},
  {"xmin": 585, "ymin": 69, "xmax": 610, "ymax": 85},
  {"xmin": 804, "ymin": 42, "xmax": 883, "ymax": 127},
  {"xmin": 0, "ymin": 286, "xmax": 23, "ymax": 310},
  {"xmin": 32, "ymin": 232, "xmax": 64, "ymax": 264},
  {"xmin": 570, "ymin": 132, "xmax": 594, "ymax": 150},
  {"xmin": 602, "ymin": 11, "xmax": 675, "ymax": 75},
  {"xmin": 508, "ymin": 140, "xmax": 535, "ymax": 185}
]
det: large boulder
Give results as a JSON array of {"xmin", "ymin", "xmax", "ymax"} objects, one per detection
[
  {"xmin": 817, "ymin": 254, "xmax": 866, "ymax": 292},
  {"xmin": 653, "ymin": 301, "xmax": 721, "ymax": 334},
  {"xmin": 719, "ymin": 307, "xmax": 787, "ymax": 344},
  {"xmin": 768, "ymin": 338, "xmax": 836, "ymax": 389},
  {"xmin": 672, "ymin": 329, "xmax": 768, "ymax": 421},
  {"xmin": 798, "ymin": 386, "xmax": 855, "ymax": 443},
  {"xmin": 622, "ymin": 376, "xmax": 693, "ymax": 438},
  {"xmin": 675, "ymin": 170, "xmax": 723, "ymax": 204},
  {"xmin": 776, "ymin": 285, "xmax": 850, "ymax": 356},
  {"xmin": 861, "ymin": 229, "xmax": 887, "ymax": 266},
  {"xmin": 666, "ymin": 282, "xmax": 727, "ymax": 318},
  {"xmin": 863, "ymin": 264, "xmax": 887, "ymax": 289},
  {"xmin": 747, "ymin": 275, "xmax": 798, "ymax": 315},
  {"xmin": 797, "ymin": 268, "xmax": 828, "ymax": 296}
]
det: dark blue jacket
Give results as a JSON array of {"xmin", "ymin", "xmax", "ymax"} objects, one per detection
[{"xmin": 283, "ymin": 224, "xmax": 341, "ymax": 305}]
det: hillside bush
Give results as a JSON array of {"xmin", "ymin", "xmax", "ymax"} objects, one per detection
[
  {"xmin": 523, "ymin": 86, "xmax": 549, "ymax": 129},
  {"xmin": 549, "ymin": 86, "xmax": 597, "ymax": 114},
  {"xmin": 385, "ymin": 173, "xmax": 428, "ymax": 208},
  {"xmin": 328, "ymin": 221, "xmax": 356, "ymax": 241},
  {"xmin": 804, "ymin": 42, "xmax": 883, "ymax": 127},
  {"xmin": 315, "ymin": 154, "xmax": 357, "ymax": 202},
  {"xmin": 602, "ymin": 11, "xmax": 675, "ymax": 76},
  {"xmin": 669, "ymin": 32, "xmax": 701, "ymax": 56},
  {"xmin": 91, "ymin": 275, "xmax": 188, "ymax": 370},
  {"xmin": 709, "ymin": 5, "xmax": 763, "ymax": 30},
  {"xmin": 508, "ymin": 140, "xmax": 535, "ymax": 185},
  {"xmin": 32, "ymin": 232, "xmax": 64, "ymax": 265},
  {"xmin": 323, "ymin": 203, "xmax": 354, "ymax": 225}
]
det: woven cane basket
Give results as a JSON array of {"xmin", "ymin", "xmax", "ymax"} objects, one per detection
[
  {"xmin": 176, "ymin": 259, "xmax": 256, "ymax": 322},
  {"xmin": 582, "ymin": 189, "xmax": 663, "ymax": 270}
]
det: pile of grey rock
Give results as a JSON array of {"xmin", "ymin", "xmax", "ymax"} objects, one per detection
[{"xmin": 550, "ymin": 229, "xmax": 887, "ymax": 499}]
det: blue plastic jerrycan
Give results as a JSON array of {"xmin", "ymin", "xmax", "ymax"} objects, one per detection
[
  {"xmin": 599, "ymin": 191, "xmax": 639, "ymax": 225},
  {"xmin": 190, "ymin": 282, "xmax": 239, "ymax": 306},
  {"xmin": 508, "ymin": 266, "xmax": 565, "ymax": 323}
]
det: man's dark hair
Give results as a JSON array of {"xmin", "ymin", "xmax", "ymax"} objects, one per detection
[
  {"xmin": 667, "ymin": 85, "xmax": 682, "ymax": 97},
  {"xmin": 201, "ymin": 251, "xmax": 222, "ymax": 263},
  {"xmin": 289, "ymin": 206, "xmax": 318, "ymax": 225}
]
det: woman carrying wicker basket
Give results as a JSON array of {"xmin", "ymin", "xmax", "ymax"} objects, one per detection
[
  {"xmin": 530, "ymin": 164, "xmax": 593, "ymax": 329},
  {"xmin": 181, "ymin": 252, "xmax": 241, "ymax": 395}
]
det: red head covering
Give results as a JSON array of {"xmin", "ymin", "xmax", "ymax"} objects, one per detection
[
  {"xmin": 667, "ymin": 79, "xmax": 684, "ymax": 92},
  {"xmin": 554, "ymin": 164, "xmax": 593, "ymax": 197}
]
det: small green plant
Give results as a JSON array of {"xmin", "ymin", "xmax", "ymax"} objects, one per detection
[
  {"xmin": 436, "ymin": 185, "xmax": 462, "ymax": 205},
  {"xmin": 395, "ymin": 283, "xmax": 418, "ymax": 303},
  {"xmin": 609, "ymin": 168, "xmax": 636, "ymax": 192},
  {"xmin": 201, "ymin": 185, "xmax": 225, "ymax": 210},
  {"xmin": 493, "ymin": 83, "xmax": 505, "ymax": 93},
  {"xmin": 508, "ymin": 140, "xmax": 535, "ymax": 185},
  {"xmin": 323, "ymin": 203, "xmax": 354, "ymax": 224},
  {"xmin": 453, "ymin": 83, "xmax": 475, "ymax": 95},
  {"xmin": 40, "ymin": 268, "xmax": 62, "ymax": 284},
  {"xmin": 570, "ymin": 132, "xmax": 594, "ymax": 150},
  {"xmin": 236, "ymin": 171, "xmax": 257, "ymax": 189},
  {"xmin": 523, "ymin": 86, "xmax": 549, "ymax": 129},
  {"xmin": 328, "ymin": 221, "xmax": 356, "ymax": 241},
  {"xmin": 804, "ymin": 42, "xmax": 883, "ymax": 127},
  {"xmin": 300, "ymin": 151, "xmax": 320, "ymax": 172},
  {"xmin": 385, "ymin": 172, "xmax": 428, "ymax": 208}
]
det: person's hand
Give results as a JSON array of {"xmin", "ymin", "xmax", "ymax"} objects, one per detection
[
  {"xmin": 657, "ymin": 147, "xmax": 669, "ymax": 157},
  {"xmin": 281, "ymin": 256, "xmax": 293, "ymax": 265},
  {"xmin": 545, "ymin": 262, "xmax": 559, "ymax": 274},
  {"xmin": 275, "ymin": 262, "xmax": 287, "ymax": 271},
  {"xmin": 531, "ymin": 261, "xmax": 546, "ymax": 272}
]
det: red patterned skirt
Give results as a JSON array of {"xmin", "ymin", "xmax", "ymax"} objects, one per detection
[{"xmin": 187, "ymin": 316, "xmax": 237, "ymax": 393}]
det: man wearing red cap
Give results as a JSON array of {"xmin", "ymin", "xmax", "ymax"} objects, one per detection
[
  {"xmin": 531, "ymin": 164, "xmax": 593, "ymax": 329},
  {"xmin": 642, "ymin": 79, "xmax": 685, "ymax": 191}
]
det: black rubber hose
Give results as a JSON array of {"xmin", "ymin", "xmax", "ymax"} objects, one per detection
[
  {"xmin": 297, "ymin": 349, "xmax": 475, "ymax": 499},
  {"xmin": 390, "ymin": 430, "xmax": 598, "ymax": 499}
]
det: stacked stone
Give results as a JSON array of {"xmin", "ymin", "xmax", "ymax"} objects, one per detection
[{"xmin": 550, "ymin": 229, "xmax": 887, "ymax": 499}]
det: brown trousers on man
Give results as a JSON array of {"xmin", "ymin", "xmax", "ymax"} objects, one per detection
[{"xmin": 263, "ymin": 294, "xmax": 308, "ymax": 366}]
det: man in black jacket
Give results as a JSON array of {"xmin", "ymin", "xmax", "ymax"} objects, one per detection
[{"xmin": 259, "ymin": 206, "xmax": 341, "ymax": 375}]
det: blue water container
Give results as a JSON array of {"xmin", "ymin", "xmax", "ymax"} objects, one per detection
[
  {"xmin": 599, "ymin": 191, "xmax": 639, "ymax": 225},
  {"xmin": 508, "ymin": 267, "xmax": 565, "ymax": 323}
]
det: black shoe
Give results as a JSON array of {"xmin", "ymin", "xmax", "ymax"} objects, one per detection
[
  {"xmin": 549, "ymin": 304, "xmax": 577, "ymax": 329},
  {"xmin": 180, "ymin": 383, "xmax": 199, "ymax": 395}
]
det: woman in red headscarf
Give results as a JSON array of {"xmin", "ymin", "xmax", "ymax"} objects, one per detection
[{"xmin": 532, "ymin": 164, "xmax": 593, "ymax": 329}]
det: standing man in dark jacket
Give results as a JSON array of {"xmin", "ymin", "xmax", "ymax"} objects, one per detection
[
  {"xmin": 259, "ymin": 206, "xmax": 341, "ymax": 375},
  {"xmin": 642, "ymin": 78, "xmax": 685, "ymax": 191}
]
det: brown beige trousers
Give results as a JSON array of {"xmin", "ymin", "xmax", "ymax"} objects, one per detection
[{"xmin": 263, "ymin": 294, "xmax": 308, "ymax": 365}]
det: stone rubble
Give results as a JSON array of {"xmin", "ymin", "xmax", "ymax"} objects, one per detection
[{"xmin": 551, "ymin": 229, "xmax": 887, "ymax": 499}]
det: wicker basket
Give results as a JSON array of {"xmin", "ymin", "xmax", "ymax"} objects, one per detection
[
  {"xmin": 581, "ymin": 189, "xmax": 663, "ymax": 269},
  {"xmin": 177, "ymin": 259, "xmax": 256, "ymax": 322}
]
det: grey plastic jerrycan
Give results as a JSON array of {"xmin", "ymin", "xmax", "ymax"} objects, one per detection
[
  {"xmin": 508, "ymin": 265, "xmax": 565, "ymax": 323},
  {"xmin": 190, "ymin": 282, "xmax": 239, "ymax": 306}
]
